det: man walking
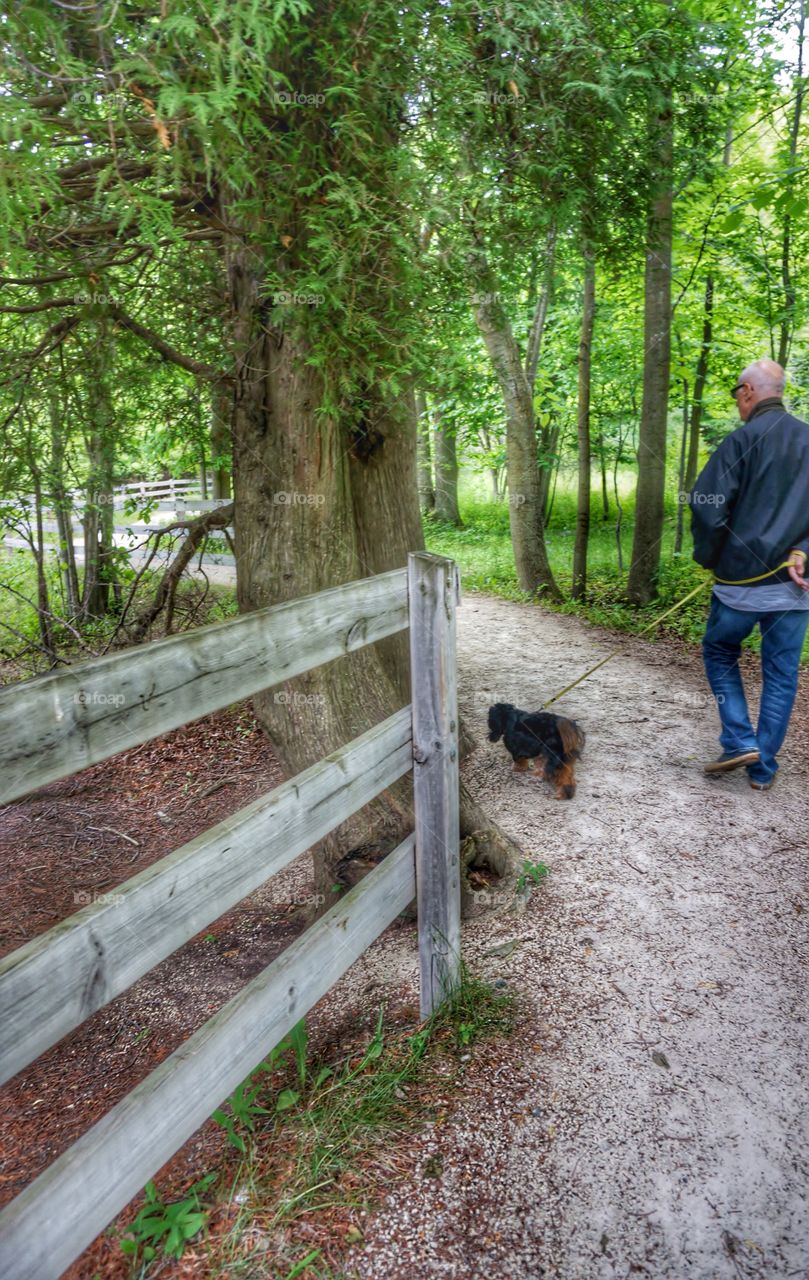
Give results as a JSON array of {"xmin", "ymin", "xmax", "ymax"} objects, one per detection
[{"xmin": 689, "ymin": 358, "xmax": 809, "ymax": 790}]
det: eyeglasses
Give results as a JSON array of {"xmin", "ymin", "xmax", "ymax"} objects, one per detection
[{"xmin": 730, "ymin": 382, "xmax": 748, "ymax": 399}]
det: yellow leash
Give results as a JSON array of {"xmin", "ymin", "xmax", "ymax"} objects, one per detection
[{"xmin": 541, "ymin": 560, "xmax": 794, "ymax": 710}]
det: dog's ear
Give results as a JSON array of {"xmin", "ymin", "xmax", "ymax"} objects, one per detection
[
  {"xmin": 487, "ymin": 703, "xmax": 511, "ymax": 742},
  {"xmin": 487, "ymin": 704, "xmax": 503, "ymax": 742},
  {"xmin": 558, "ymin": 717, "xmax": 583, "ymax": 758}
]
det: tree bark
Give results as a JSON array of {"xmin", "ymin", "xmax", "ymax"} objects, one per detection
[
  {"xmin": 225, "ymin": 231, "xmax": 521, "ymax": 907},
  {"xmin": 80, "ymin": 314, "xmax": 117, "ymax": 619},
  {"xmin": 432, "ymin": 402, "xmax": 461, "ymax": 525},
  {"xmin": 627, "ymin": 94, "xmax": 674, "ymax": 605},
  {"xmin": 210, "ymin": 378, "xmax": 232, "ymax": 501},
  {"xmin": 684, "ymin": 274, "xmax": 713, "ymax": 492},
  {"xmin": 525, "ymin": 223, "xmax": 557, "ymax": 393},
  {"xmin": 415, "ymin": 391, "xmax": 435, "ymax": 514},
  {"xmin": 469, "ymin": 247, "xmax": 561, "ymax": 599},
  {"xmin": 572, "ymin": 244, "xmax": 595, "ymax": 600},
  {"xmin": 48, "ymin": 392, "xmax": 80, "ymax": 618},
  {"xmin": 779, "ymin": 0, "xmax": 805, "ymax": 368}
]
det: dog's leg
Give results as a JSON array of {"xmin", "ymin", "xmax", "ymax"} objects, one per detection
[
  {"xmin": 553, "ymin": 762, "xmax": 576, "ymax": 800},
  {"xmin": 531, "ymin": 757, "xmax": 547, "ymax": 780},
  {"xmin": 512, "ymin": 757, "xmax": 531, "ymax": 773}
]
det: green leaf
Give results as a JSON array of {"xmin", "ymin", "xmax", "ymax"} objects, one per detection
[{"xmin": 276, "ymin": 1088, "xmax": 300, "ymax": 1112}]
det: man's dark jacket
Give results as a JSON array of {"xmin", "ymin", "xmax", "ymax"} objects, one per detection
[{"xmin": 689, "ymin": 397, "xmax": 809, "ymax": 585}]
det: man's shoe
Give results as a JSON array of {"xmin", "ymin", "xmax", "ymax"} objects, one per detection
[
  {"xmin": 704, "ymin": 750, "xmax": 760, "ymax": 775},
  {"xmin": 749, "ymin": 777, "xmax": 775, "ymax": 792}
]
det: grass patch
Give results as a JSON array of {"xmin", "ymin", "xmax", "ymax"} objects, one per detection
[{"xmin": 118, "ymin": 971, "xmax": 515, "ymax": 1279}]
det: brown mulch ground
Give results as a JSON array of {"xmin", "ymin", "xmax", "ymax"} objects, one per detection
[{"xmin": 0, "ymin": 707, "xmax": 293, "ymax": 1214}]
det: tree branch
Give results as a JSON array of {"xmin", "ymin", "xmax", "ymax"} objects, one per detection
[{"xmin": 107, "ymin": 304, "xmax": 230, "ymax": 380}]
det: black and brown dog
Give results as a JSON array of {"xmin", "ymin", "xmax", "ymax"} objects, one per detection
[{"xmin": 488, "ymin": 702, "xmax": 585, "ymax": 799}]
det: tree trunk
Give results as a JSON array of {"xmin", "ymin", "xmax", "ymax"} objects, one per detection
[
  {"xmin": 779, "ymin": 0, "xmax": 805, "ymax": 368},
  {"xmin": 525, "ymin": 222, "xmax": 557, "ymax": 393},
  {"xmin": 572, "ymin": 244, "xmax": 595, "ymax": 600},
  {"xmin": 29, "ymin": 458, "xmax": 55, "ymax": 660},
  {"xmin": 48, "ymin": 393, "xmax": 80, "ymax": 619},
  {"xmin": 597, "ymin": 428, "xmax": 609, "ymax": 521},
  {"xmin": 684, "ymin": 274, "xmax": 713, "ymax": 492},
  {"xmin": 225, "ymin": 232, "xmax": 521, "ymax": 906},
  {"xmin": 469, "ymin": 247, "xmax": 561, "ymax": 599},
  {"xmin": 80, "ymin": 315, "xmax": 117, "ymax": 619},
  {"xmin": 210, "ymin": 378, "xmax": 233, "ymax": 501},
  {"xmin": 415, "ymin": 391, "xmax": 435, "ymax": 513},
  {"xmin": 432, "ymin": 403, "xmax": 461, "ymax": 525},
  {"xmin": 538, "ymin": 420, "xmax": 561, "ymax": 525},
  {"xmin": 674, "ymin": 376, "xmax": 689, "ymax": 555},
  {"xmin": 627, "ymin": 94, "xmax": 674, "ymax": 605}
]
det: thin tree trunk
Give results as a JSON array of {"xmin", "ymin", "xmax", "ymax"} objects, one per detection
[
  {"xmin": 48, "ymin": 393, "xmax": 80, "ymax": 618},
  {"xmin": 627, "ymin": 93, "xmax": 674, "ymax": 605},
  {"xmin": 684, "ymin": 274, "xmax": 714, "ymax": 492},
  {"xmin": 614, "ymin": 448, "xmax": 625, "ymax": 574},
  {"xmin": 432, "ymin": 403, "xmax": 461, "ymax": 525},
  {"xmin": 468, "ymin": 247, "xmax": 561, "ymax": 599},
  {"xmin": 80, "ymin": 314, "xmax": 117, "ymax": 619},
  {"xmin": 572, "ymin": 244, "xmax": 595, "ymax": 600},
  {"xmin": 538, "ymin": 421, "xmax": 561, "ymax": 524},
  {"xmin": 25, "ymin": 441, "xmax": 56, "ymax": 660},
  {"xmin": 525, "ymin": 222, "xmax": 557, "ymax": 393},
  {"xmin": 415, "ymin": 390, "xmax": 435, "ymax": 513},
  {"xmin": 597, "ymin": 428, "xmax": 609, "ymax": 520},
  {"xmin": 210, "ymin": 378, "xmax": 232, "ymax": 501},
  {"xmin": 779, "ymin": 0, "xmax": 806, "ymax": 368},
  {"xmin": 674, "ymin": 376, "xmax": 689, "ymax": 554}
]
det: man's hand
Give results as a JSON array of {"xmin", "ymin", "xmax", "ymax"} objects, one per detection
[{"xmin": 787, "ymin": 549, "xmax": 809, "ymax": 590}]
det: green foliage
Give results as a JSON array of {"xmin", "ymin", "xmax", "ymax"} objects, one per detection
[
  {"xmin": 120, "ymin": 1172, "xmax": 216, "ymax": 1263},
  {"xmin": 516, "ymin": 860, "xmax": 550, "ymax": 895}
]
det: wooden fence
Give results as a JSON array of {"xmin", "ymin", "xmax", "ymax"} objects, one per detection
[
  {"xmin": 0, "ymin": 552, "xmax": 461, "ymax": 1280},
  {"xmin": 2, "ymin": 479, "xmax": 236, "ymax": 571}
]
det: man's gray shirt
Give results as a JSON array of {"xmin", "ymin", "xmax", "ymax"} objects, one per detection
[{"xmin": 713, "ymin": 581, "xmax": 809, "ymax": 612}]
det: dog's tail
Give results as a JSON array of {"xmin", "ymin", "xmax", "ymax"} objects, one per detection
[
  {"xmin": 558, "ymin": 717, "xmax": 586, "ymax": 759},
  {"xmin": 488, "ymin": 702, "xmax": 517, "ymax": 743}
]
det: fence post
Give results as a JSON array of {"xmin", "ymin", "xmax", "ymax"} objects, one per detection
[{"xmin": 408, "ymin": 551, "xmax": 461, "ymax": 1019}]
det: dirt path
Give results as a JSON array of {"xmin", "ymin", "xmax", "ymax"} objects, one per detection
[{"xmin": 348, "ymin": 592, "xmax": 809, "ymax": 1280}]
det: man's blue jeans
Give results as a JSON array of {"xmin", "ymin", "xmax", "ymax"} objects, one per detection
[{"xmin": 702, "ymin": 595, "xmax": 809, "ymax": 784}]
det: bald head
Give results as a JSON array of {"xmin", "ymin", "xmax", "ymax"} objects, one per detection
[{"xmin": 734, "ymin": 359, "xmax": 785, "ymax": 420}]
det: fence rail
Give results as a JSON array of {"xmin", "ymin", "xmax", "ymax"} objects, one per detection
[
  {"xmin": 0, "ymin": 569, "xmax": 408, "ymax": 804},
  {"xmin": 0, "ymin": 552, "xmax": 461, "ymax": 1280}
]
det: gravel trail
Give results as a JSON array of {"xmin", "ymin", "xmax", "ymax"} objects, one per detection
[{"xmin": 348, "ymin": 592, "xmax": 809, "ymax": 1280}]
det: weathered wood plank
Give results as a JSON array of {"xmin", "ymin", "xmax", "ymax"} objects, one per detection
[
  {"xmin": 0, "ymin": 708, "xmax": 412, "ymax": 1086},
  {"xmin": 0, "ymin": 569, "xmax": 408, "ymax": 805},
  {"xmin": 0, "ymin": 838, "xmax": 416, "ymax": 1280},
  {"xmin": 408, "ymin": 552, "xmax": 462, "ymax": 1018}
]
